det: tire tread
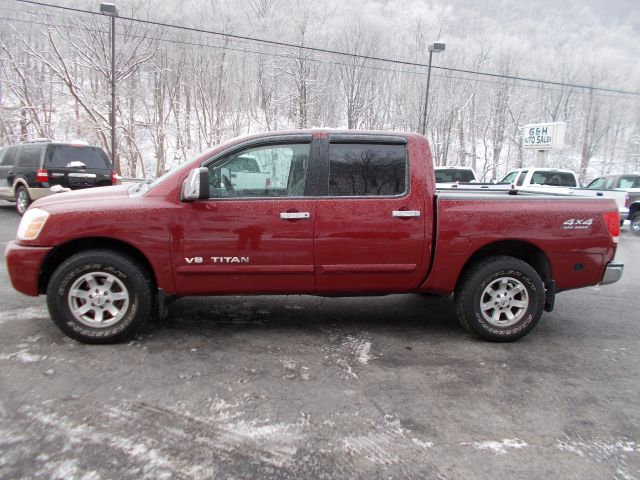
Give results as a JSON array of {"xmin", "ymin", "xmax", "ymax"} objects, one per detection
[
  {"xmin": 454, "ymin": 255, "xmax": 545, "ymax": 342},
  {"xmin": 46, "ymin": 249, "xmax": 153, "ymax": 344}
]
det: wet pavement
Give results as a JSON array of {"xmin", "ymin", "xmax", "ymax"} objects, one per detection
[{"xmin": 1, "ymin": 202, "xmax": 639, "ymax": 479}]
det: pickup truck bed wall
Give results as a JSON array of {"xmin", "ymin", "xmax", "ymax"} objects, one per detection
[{"xmin": 426, "ymin": 192, "xmax": 616, "ymax": 293}]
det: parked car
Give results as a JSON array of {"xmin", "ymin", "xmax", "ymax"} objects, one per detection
[
  {"xmin": 222, "ymin": 154, "xmax": 272, "ymax": 190},
  {"xmin": 0, "ymin": 140, "xmax": 115, "ymax": 215},
  {"xmin": 5, "ymin": 130, "xmax": 623, "ymax": 344},
  {"xmin": 499, "ymin": 168, "xmax": 579, "ymax": 188},
  {"xmin": 438, "ymin": 168, "xmax": 580, "ymax": 192},
  {"xmin": 585, "ymin": 174, "xmax": 640, "ymax": 234},
  {"xmin": 434, "ymin": 166, "xmax": 478, "ymax": 188}
]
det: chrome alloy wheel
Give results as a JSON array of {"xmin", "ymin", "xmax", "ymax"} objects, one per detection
[
  {"xmin": 632, "ymin": 215, "xmax": 640, "ymax": 235},
  {"xmin": 67, "ymin": 272, "xmax": 130, "ymax": 328},
  {"xmin": 480, "ymin": 277, "xmax": 529, "ymax": 327},
  {"xmin": 16, "ymin": 189, "xmax": 29, "ymax": 214}
]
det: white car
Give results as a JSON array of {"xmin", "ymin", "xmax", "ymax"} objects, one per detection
[{"xmin": 499, "ymin": 168, "xmax": 579, "ymax": 188}]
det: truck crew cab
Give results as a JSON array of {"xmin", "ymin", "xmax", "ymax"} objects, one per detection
[{"xmin": 5, "ymin": 130, "xmax": 623, "ymax": 344}]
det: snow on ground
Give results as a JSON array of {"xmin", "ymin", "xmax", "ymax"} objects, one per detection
[
  {"xmin": 0, "ymin": 307, "xmax": 49, "ymax": 325},
  {"xmin": 470, "ymin": 438, "xmax": 528, "ymax": 455}
]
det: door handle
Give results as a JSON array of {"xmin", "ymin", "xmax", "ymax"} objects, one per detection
[
  {"xmin": 280, "ymin": 212, "xmax": 310, "ymax": 220},
  {"xmin": 392, "ymin": 210, "xmax": 421, "ymax": 218}
]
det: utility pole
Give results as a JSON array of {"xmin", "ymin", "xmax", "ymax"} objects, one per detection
[
  {"xmin": 421, "ymin": 42, "xmax": 446, "ymax": 135},
  {"xmin": 100, "ymin": 2, "xmax": 120, "ymax": 174}
]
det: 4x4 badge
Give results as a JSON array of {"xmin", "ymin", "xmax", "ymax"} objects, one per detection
[{"xmin": 562, "ymin": 218, "xmax": 593, "ymax": 230}]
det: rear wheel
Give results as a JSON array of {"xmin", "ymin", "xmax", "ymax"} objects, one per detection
[
  {"xmin": 46, "ymin": 250, "xmax": 153, "ymax": 344},
  {"xmin": 631, "ymin": 212, "xmax": 640, "ymax": 236},
  {"xmin": 455, "ymin": 256, "xmax": 545, "ymax": 342},
  {"xmin": 15, "ymin": 186, "xmax": 31, "ymax": 215}
]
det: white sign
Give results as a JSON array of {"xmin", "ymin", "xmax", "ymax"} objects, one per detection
[{"xmin": 523, "ymin": 122, "xmax": 566, "ymax": 150}]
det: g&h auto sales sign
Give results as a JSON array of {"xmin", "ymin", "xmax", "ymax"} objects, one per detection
[{"xmin": 523, "ymin": 122, "xmax": 566, "ymax": 150}]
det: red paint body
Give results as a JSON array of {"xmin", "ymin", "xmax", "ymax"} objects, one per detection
[{"xmin": 5, "ymin": 130, "xmax": 619, "ymax": 300}]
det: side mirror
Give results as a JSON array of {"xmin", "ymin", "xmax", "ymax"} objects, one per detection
[{"xmin": 181, "ymin": 167, "xmax": 210, "ymax": 201}]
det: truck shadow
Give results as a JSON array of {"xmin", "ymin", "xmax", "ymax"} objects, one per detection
[{"xmin": 146, "ymin": 293, "xmax": 463, "ymax": 340}]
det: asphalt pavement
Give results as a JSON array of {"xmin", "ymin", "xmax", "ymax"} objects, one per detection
[{"xmin": 0, "ymin": 201, "xmax": 639, "ymax": 479}]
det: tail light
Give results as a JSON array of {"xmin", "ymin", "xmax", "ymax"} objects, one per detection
[
  {"xmin": 36, "ymin": 169, "xmax": 48, "ymax": 183},
  {"xmin": 625, "ymin": 193, "xmax": 630, "ymax": 208},
  {"xmin": 265, "ymin": 178, "xmax": 271, "ymax": 189},
  {"xmin": 112, "ymin": 172, "xmax": 121, "ymax": 185},
  {"xmin": 603, "ymin": 211, "xmax": 620, "ymax": 244}
]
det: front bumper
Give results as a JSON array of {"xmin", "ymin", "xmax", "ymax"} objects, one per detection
[
  {"xmin": 600, "ymin": 262, "xmax": 624, "ymax": 286},
  {"xmin": 4, "ymin": 241, "xmax": 53, "ymax": 296}
]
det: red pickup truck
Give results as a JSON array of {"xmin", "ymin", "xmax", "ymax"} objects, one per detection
[{"xmin": 5, "ymin": 130, "xmax": 623, "ymax": 344}]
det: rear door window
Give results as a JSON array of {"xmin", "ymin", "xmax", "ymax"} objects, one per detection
[
  {"xmin": 16, "ymin": 145, "xmax": 45, "ymax": 169},
  {"xmin": 328, "ymin": 143, "xmax": 407, "ymax": 196},
  {"xmin": 46, "ymin": 145, "xmax": 111, "ymax": 170},
  {"xmin": 0, "ymin": 147, "xmax": 15, "ymax": 166},
  {"xmin": 617, "ymin": 176, "xmax": 640, "ymax": 188}
]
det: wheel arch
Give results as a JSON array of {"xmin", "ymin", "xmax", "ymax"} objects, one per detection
[
  {"xmin": 629, "ymin": 201, "xmax": 640, "ymax": 217},
  {"xmin": 456, "ymin": 240, "xmax": 552, "ymax": 290},
  {"xmin": 12, "ymin": 178, "xmax": 29, "ymax": 193},
  {"xmin": 39, "ymin": 237, "xmax": 158, "ymax": 295}
]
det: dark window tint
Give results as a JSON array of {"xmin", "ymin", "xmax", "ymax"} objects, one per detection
[
  {"xmin": 0, "ymin": 147, "xmax": 15, "ymax": 166},
  {"xmin": 16, "ymin": 145, "xmax": 44, "ymax": 168},
  {"xmin": 435, "ymin": 169, "xmax": 475, "ymax": 183},
  {"xmin": 46, "ymin": 145, "xmax": 111, "ymax": 169},
  {"xmin": 516, "ymin": 170, "xmax": 528, "ymax": 186},
  {"xmin": 530, "ymin": 171, "xmax": 577, "ymax": 187},
  {"xmin": 329, "ymin": 143, "xmax": 406, "ymax": 196}
]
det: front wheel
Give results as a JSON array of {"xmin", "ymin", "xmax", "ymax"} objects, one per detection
[
  {"xmin": 15, "ymin": 186, "xmax": 31, "ymax": 215},
  {"xmin": 630, "ymin": 212, "xmax": 640, "ymax": 236},
  {"xmin": 455, "ymin": 256, "xmax": 545, "ymax": 342},
  {"xmin": 46, "ymin": 250, "xmax": 153, "ymax": 344}
]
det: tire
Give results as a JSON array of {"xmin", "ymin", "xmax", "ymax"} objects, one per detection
[
  {"xmin": 455, "ymin": 256, "xmax": 545, "ymax": 342},
  {"xmin": 46, "ymin": 249, "xmax": 153, "ymax": 344},
  {"xmin": 631, "ymin": 212, "xmax": 640, "ymax": 236},
  {"xmin": 15, "ymin": 185, "xmax": 31, "ymax": 215}
]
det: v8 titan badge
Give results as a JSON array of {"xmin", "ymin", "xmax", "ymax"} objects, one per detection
[{"xmin": 185, "ymin": 256, "xmax": 250, "ymax": 264}]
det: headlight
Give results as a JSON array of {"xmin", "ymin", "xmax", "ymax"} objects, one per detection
[{"xmin": 17, "ymin": 208, "xmax": 50, "ymax": 241}]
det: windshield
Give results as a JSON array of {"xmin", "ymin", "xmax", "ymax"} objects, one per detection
[{"xmin": 500, "ymin": 171, "xmax": 519, "ymax": 183}]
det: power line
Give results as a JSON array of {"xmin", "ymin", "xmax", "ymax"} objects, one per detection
[
  {"xmin": 11, "ymin": 0, "xmax": 640, "ymax": 97},
  {"xmin": 3, "ymin": 12, "xmax": 638, "ymax": 103}
]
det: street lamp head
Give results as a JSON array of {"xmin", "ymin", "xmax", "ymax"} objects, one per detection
[
  {"xmin": 428, "ymin": 42, "xmax": 446, "ymax": 53},
  {"xmin": 99, "ymin": 2, "xmax": 119, "ymax": 16}
]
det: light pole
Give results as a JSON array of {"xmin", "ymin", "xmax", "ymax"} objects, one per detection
[
  {"xmin": 420, "ymin": 41, "xmax": 445, "ymax": 135},
  {"xmin": 100, "ymin": 2, "xmax": 119, "ymax": 175}
]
